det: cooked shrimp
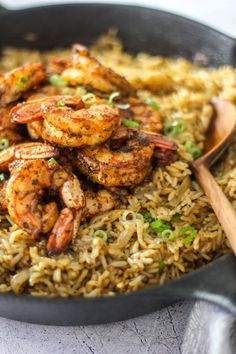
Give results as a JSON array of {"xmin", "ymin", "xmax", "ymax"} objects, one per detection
[
  {"xmin": 21, "ymin": 91, "xmax": 81, "ymax": 140},
  {"xmin": 47, "ymin": 208, "xmax": 81, "ymax": 255},
  {"xmin": 120, "ymin": 97, "xmax": 162, "ymax": 133},
  {"xmin": 41, "ymin": 103, "xmax": 120, "ymax": 147},
  {"xmin": 77, "ymin": 127, "xmax": 177, "ymax": 187},
  {"xmin": 51, "ymin": 44, "xmax": 135, "ymax": 95},
  {"xmin": 11, "ymin": 95, "xmax": 120, "ymax": 147},
  {"xmin": 6, "ymin": 159, "xmax": 85, "ymax": 254},
  {"xmin": 0, "ymin": 106, "xmax": 24, "ymax": 145},
  {"xmin": 0, "ymin": 180, "xmax": 8, "ymax": 211},
  {"xmin": 0, "ymin": 142, "xmax": 59, "ymax": 171},
  {"xmin": 11, "ymin": 95, "xmax": 84, "ymax": 123},
  {"xmin": 27, "ymin": 120, "xmax": 43, "ymax": 140},
  {"xmin": 0, "ymin": 63, "xmax": 46, "ymax": 106},
  {"xmin": 82, "ymin": 189, "xmax": 120, "ymax": 219}
]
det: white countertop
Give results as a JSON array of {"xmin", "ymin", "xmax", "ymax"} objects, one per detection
[{"xmin": 0, "ymin": 1, "xmax": 235, "ymax": 353}]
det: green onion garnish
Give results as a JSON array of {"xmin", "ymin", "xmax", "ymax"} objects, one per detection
[
  {"xmin": 0, "ymin": 173, "xmax": 6, "ymax": 181},
  {"xmin": 164, "ymin": 120, "xmax": 186, "ymax": 135},
  {"xmin": 171, "ymin": 214, "xmax": 181, "ymax": 224},
  {"xmin": 150, "ymin": 219, "xmax": 164, "ymax": 230},
  {"xmin": 93, "ymin": 230, "xmax": 109, "ymax": 242},
  {"xmin": 48, "ymin": 157, "xmax": 57, "ymax": 164},
  {"xmin": 76, "ymin": 86, "xmax": 87, "ymax": 95},
  {"xmin": 122, "ymin": 119, "xmax": 140, "ymax": 128},
  {"xmin": 56, "ymin": 100, "xmax": 66, "ymax": 107},
  {"xmin": 82, "ymin": 93, "xmax": 96, "ymax": 105},
  {"xmin": 108, "ymin": 92, "xmax": 120, "ymax": 106},
  {"xmin": 0, "ymin": 138, "xmax": 9, "ymax": 150},
  {"xmin": 48, "ymin": 74, "xmax": 67, "ymax": 88},
  {"xmin": 17, "ymin": 75, "xmax": 29, "ymax": 89},
  {"xmin": 161, "ymin": 229, "xmax": 174, "ymax": 241},
  {"xmin": 158, "ymin": 260, "xmax": 166, "ymax": 270},
  {"xmin": 150, "ymin": 219, "xmax": 171, "ymax": 234},
  {"xmin": 185, "ymin": 140, "xmax": 202, "ymax": 160},
  {"xmin": 179, "ymin": 226, "xmax": 197, "ymax": 245},
  {"xmin": 146, "ymin": 98, "xmax": 160, "ymax": 111},
  {"xmin": 142, "ymin": 210, "xmax": 153, "ymax": 223}
]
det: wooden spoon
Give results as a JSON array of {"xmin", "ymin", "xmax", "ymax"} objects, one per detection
[{"xmin": 191, "ymin": 99, "xmax": 236, "ymax": 254}]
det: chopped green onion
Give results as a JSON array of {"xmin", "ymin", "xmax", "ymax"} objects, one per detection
[
  {"xmin": 0, "ymin": 138, "xmax": 9, "ymax": 150},
  {"xmin": 150, "ymin": 219, "xmax": 164, "ymax": 230},
  {"xmin": 122, "ymin": 119, "xmax": 140, "ymax": 128},
  {"xmin": 48, "ymin": 157, "xmax": 57, "ymax": 164},
  {"xmin": 171, "ymin": 214, "xmax": 181, "ymax": 224},
  {"xmin": 17, "ymin": 75, "xmax": 29, "ymax": 89},
  {"xmin": 48, "ymin": 74, "xmax": 67, "ymax": 88},
  {"xmin": 158, "ymin": 260, "xmax": 166, "ymax": 270},
  {"xmin": 0, "ymin": 173, "xmax": 6, "ymax": 181},
  {"xmin": 150, "ymin": 219, "xmax": 171, "ymax": 234},
  {"xmin": 116, "ymin": 103, "xmax": 130, "ymax": 110},
  {"xmin": 179, "ymin": 226, "xmax": 197, "ymax": 245},
  {"xmin": 93, "ymin": 229, "xmax": 109, "ymax": 242},
  {"xmin": 82, "ymin": 93, "xmax": 96, "ymax": 105},
  {"xmin": 146, "ymin": 98, "xmax": 160, "ymax": 111},
  {"xmin": 185, "ymin": 140, "xmax": 202, "ymax": 160},
  {"xmin": 164, "ymin": 120, "xmax": 186, "ymax": 135},
  {"xmin": 76, "ymin": 86, "xmax": 87, "ymax": 95},
  {"xmin": 56, "ymin": 100, "xmax": 66, "ymax": 107},
  {"xmin": 182, "ymin": 235, "xmax": 195, "ymax": 245},
  {"xmin": 108, "ymin": 91, "xmax": 120, "ymax": 106},
  {"xmin": 161, "ymin": 229, "xmax": 174, "ymax": 241},
  {"xmin": 142, "ymin": 210, "xmax": 153, "ymax": 223}
]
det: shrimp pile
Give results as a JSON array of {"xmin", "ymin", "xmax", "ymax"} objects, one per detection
[{"xmin": 0, "ymin": 44, "xmax": 177, "ymax": 255}]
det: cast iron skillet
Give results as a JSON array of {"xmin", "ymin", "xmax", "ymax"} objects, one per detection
[{"xmin": 1, "ymin": 3, "xmax": 236, "ymax": 326}]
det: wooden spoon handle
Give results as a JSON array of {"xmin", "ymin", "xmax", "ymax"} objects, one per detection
[{"xmin": 193, "ymin": 163, "xmax": 236, "ymax": 254}]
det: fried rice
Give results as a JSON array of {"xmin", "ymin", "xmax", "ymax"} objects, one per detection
[{"xmin": 0, "ymin": 32, "xmax": 235, "ymax": 297}]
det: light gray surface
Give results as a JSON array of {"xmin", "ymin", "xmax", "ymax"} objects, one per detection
[
  {"xmin": 0, "ymin": 301, "xmax": 193, "ymax": 354},
  {"xmin": 0, "ymin": 1, "xmax": 236, "ymax": 354}
]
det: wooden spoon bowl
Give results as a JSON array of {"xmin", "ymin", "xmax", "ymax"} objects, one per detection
[{"xmin": 191, "ymin": 99, "xmax": 236, "ymax": 254}]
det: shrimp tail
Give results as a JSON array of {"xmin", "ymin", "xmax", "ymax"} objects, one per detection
[
  {"xmin": 139, "ymin": 130, "xmax": 177, "ymax": 151},
  {"xmin": 46, "ymin": 208, "xmax": 81, "ymax": 256},
  {"xmin": 153, "ymin": 149, "xmax": 178, "ymax": 166},
  {"xmin": 139, "ymin": 129, "xmax": 178, "ymax": 164}
]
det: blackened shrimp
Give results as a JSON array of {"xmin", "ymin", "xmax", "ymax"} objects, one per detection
[
  {"xmin": 6, "ymin": 159, "xmax": 85, "ymax": 255},
  {"xmin": 0, "ymin": 105, "xmax": 24, "ymax": 145},
  {"xmin": 0, "ymin": 142, "xmax": 59, "ymax": 212},
  {"xmin": 11, "ymin": 95, "xmax": 120, "ymax": 147},
  {"xmin": 0, "ymin": 142, "xmax": 59, "ymax": 171},
  {"xmin": 82, "ymin": 189, "xmax": 120, "ymax": 219},
  {"xmin": 0, "ymin": 180, "xmax": 8, "ymax": 211},
  {"xmin": 0, "ymin": 63, "xmax": 46, "ymax": 106},
  {"xmin": 120, "ymin": 97, "xmax": 162, "ymax": 133},
  {"xmin": 50, "ymin": 44, "xmax": 135, "ymax": 96},
  {"xmin": 76, "ymin": 127, "xmax": 177, "ymax": 187}
]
